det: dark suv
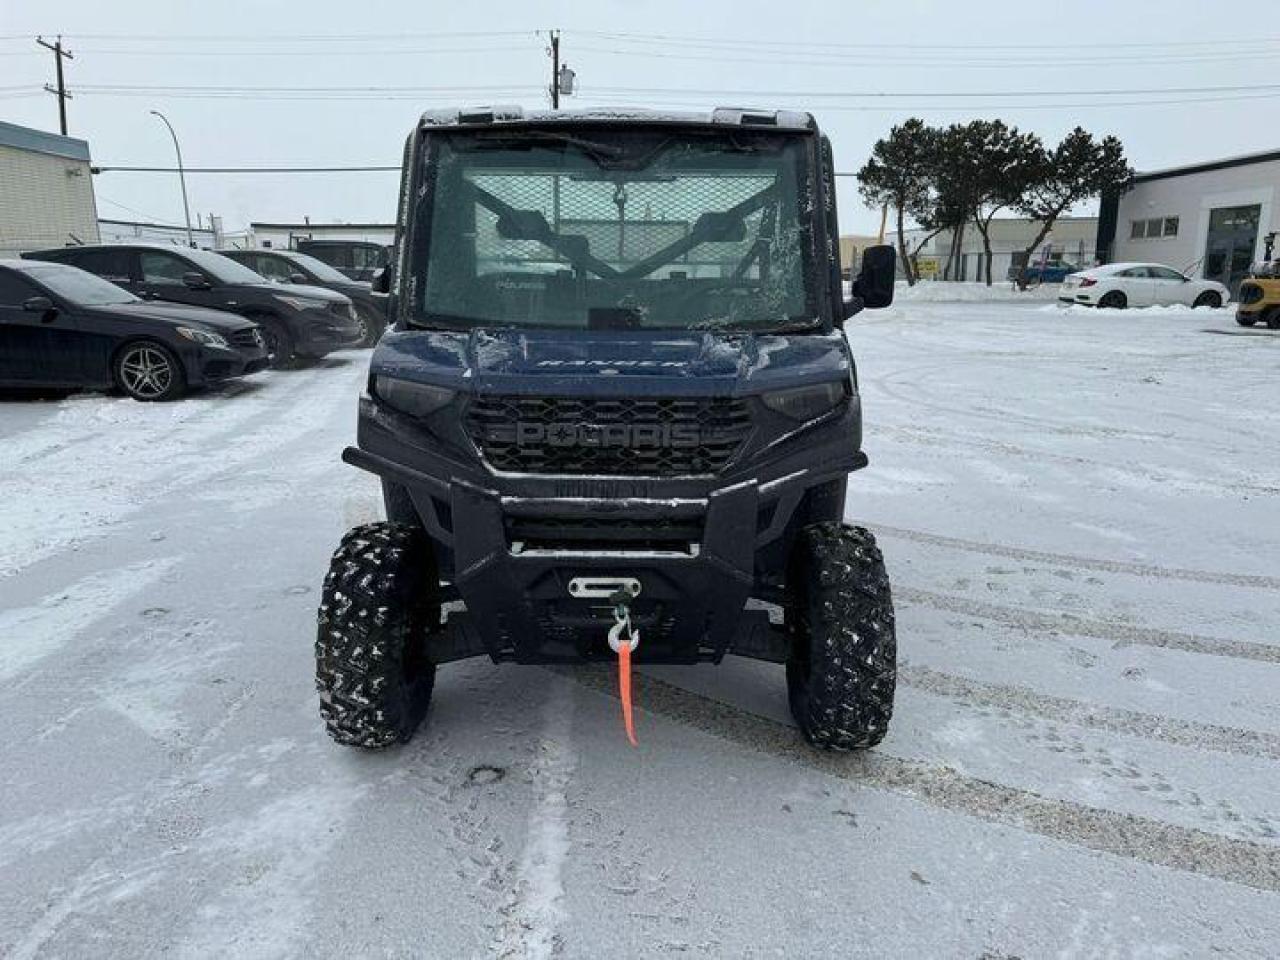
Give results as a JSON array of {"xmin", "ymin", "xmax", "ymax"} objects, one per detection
[
  {"xmin": 294, "ymin": 239, "xmax": 392, "ymax": 282},
  {"xmin": 219, "ymin": 248, "xmax": 388, "ymax": 346},
  {"xmin": 23, "ymin": 244, "xmax": 362, "ymax": 367},
  {"xmin": 315, "ymin": 107, "xmax": 899, "ymax": 753}
]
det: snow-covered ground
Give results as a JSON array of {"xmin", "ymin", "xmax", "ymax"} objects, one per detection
[{"xmin": 2, "ymin": 301, "xmax": 1278, "ymax": 958}]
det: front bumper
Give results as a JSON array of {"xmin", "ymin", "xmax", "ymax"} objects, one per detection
[
  {"xmin": 346, "ymin": 392, "xmax": 865, "ymax": 665},
  {"xmin": 188, "ymin": 343, "xmax": 270, "ymax": 384},
  {"xmin": 292, "ymin": 307, "xmax": 364, "ymax": 356}
]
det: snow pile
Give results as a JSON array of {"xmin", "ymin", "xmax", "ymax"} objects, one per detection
[
  {"xmin": 1041, "ymin": 302, "xmax": 1235, "ymax": 318},
  {"xmin": 893, "ymin": 280, "xmax": 1062, "ymax": 303}
]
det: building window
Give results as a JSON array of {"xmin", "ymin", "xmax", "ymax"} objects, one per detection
[{"xmin": 1130, "ymin": 217, "xmax": 1178, "ymax": 241}]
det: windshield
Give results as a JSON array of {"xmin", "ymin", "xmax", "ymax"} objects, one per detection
[
  {"xmin": 288, "ymin": 252, "xmax": 352, "ymax": 284},
  {"xmin": 25, "ymin": 263, "xmax": 138, "ymax": 306},
  {"xmin": 183, "ymin": 247, "xmax": 273, "ymax": 285},
  {"xmin": 409, "ymin": 129, "xmax": 820, "ymax": 332}
]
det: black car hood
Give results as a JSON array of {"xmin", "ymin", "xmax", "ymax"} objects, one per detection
[{"xmin": 103, "ymin": 301, "xmax": 255, "ymax": 331}]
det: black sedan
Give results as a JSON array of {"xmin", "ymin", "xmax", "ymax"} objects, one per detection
[
  {"xmin": 220, "ymin": 248, "xmax": 388, "ymax": 346},
  {"xmin": 0, "ymin": 259, "xmax": 267, "ymax": 401}
]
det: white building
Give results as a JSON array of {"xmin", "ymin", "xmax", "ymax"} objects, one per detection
[
  {"xmin": 0, "ymin": 120, "xmax": 99, "ymax": 255},
  {"xmin": 234, "ymin": 221, "xmax": 395, "ymax": 251},
  {"xmin": 98, "ymin": 218, "xmax": 218, "ymax": 249},
  {"xmin": 902, "ymin": 215, "xmax": 1098, "ymax": 281},
  {"xmin": 1099, "ymin": 149, "xmax": 1280, "ymax": 294}
]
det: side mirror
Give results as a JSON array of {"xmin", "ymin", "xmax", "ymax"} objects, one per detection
[
  {"xmin": 289, "ymin": 272, "xmax": 309, "ymax": 284},
  {"xmin": 182, "ymin": 272, "xmax": 212, "ymax": 290},
  {"xmin": 848, "ymin": 244, "xmax": 896, "ymax": 314},
  {"xmin": 370, "ymin": 266, "xmax": 392, "ymax": 294},
  {"xmin": 23, "ymin": 296, "xmax": 55, "ymax": 314}
]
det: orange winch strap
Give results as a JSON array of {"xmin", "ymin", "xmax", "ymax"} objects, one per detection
[{"xmin": 618, "ymin": 641, "xmax": 638, "ymax": 747}]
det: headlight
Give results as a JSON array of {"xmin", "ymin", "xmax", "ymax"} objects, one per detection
[
  {"xmin": 176, "ymin": 327, "xmax": 228, "ymax": 348},
  {"xmin": 761, "ymin": 381, "xmax": 848, "ymax": 421},
  {"xmin": 273, "ymin": 294, "xmax": 324, "ymax": 311},
  {"xmin": 373, "ymin": 375, "xmax": 455, "ymax": 418}
]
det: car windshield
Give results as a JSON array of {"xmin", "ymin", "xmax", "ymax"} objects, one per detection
[
  {"xmin": 288, "ymin": 252, "xmax": 351, "ymax": 283},
  {"xmin": 25, "ymin": 263, "xmax": 138, "ymax": 306},
  {"xmin": 409, "ymin": 128, "xmax": 821, "ymax": 332},
  {"xmin": 181, "ymin": 247, "xmax": 272, "ymax": 285}
]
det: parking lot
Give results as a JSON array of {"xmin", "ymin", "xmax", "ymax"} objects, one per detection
[{"xmin": 2, "ymin": 297, "xmax": 1278, "ymax": 958}]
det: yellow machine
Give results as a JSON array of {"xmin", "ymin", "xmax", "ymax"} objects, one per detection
[{"xmin": 1237, "ymin": 232, "xmax": 1280, "ymax": 329}]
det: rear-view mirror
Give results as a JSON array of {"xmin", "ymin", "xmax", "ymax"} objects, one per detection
[
  {"xmin": 182, "ymin": 272, "xmax": 211, "ymax": 290},
  {"xmin": 289, "ymin": 273, "xmax": 308, "ymax": 284},
  {"xmin": 371, "ymin": 267, "xmax": 391, "ymax": 294},
  {"xmin": 850, "ymin": 245, "xmax": 896, "ymax": 313},
  {"xmin": 22, "ymin": 296, "xmax": 54, "ymax": 314}
]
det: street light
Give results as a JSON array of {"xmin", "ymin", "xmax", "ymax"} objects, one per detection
[{"xmin": 150, "ymin": 110, "xmax": 193, "ymax": 247}]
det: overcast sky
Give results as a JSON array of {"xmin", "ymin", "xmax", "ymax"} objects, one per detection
[{"xmin": 3, "ymin": 0, "xmax": 1277, "ymax": 236}]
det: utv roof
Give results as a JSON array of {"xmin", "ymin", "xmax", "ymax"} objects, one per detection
[{"xmin": 418, "ymin": 105, "xmax": 817, "ymax": 131}]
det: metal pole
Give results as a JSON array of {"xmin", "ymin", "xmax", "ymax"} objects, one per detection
[
  {"xmin": 150, "ymin": 110, "xmax": 194, "ymax": 247},
  {"xmin": 550, "ymin": 31, "xmax": 560, "ymax": 109}
]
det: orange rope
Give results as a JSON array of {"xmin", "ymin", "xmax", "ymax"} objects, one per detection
[{"xmin": 618, "ymin": 641, "xmax": 638, "ymax": 747}]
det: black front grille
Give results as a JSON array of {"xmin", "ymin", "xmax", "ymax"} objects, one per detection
[
  {"xmin": 230, "ymin": 327, "xmax": 263, "ymax": 349},
  {"xmin": 508, "ymin": 515, "xmax": 703, "ymax": 550},
  {"xmin": 467, "ymin": 395, "xmax": 752, "ymax": 476}
]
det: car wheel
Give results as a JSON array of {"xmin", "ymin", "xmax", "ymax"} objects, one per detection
[
  {"xmin": 1098, "ymin": 291, "xmax": 1127, "ymax": 309},
  {"xmin": 113, "ymin": 341, "xmax": 186, "ymax": 401},
  {"xmin": 258, "ymin": 318, "xmax": 295, "ymax": 368},
  {"xmin": 1237, "ymin": 316, "xmax": 1258, "ymax": 327},
  {"xmin": 1193, "ymin": 291, "xmax": 1222, "ymax": 309}
]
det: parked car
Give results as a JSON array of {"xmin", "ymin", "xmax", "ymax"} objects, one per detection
[
  {"xmin": 22, "ymin": 244, "xmax": 362, "ymax": 367},
  {"xmin": 1059, "ymin": 263, "xmax": 1229, "ymax": 309},
  {"xmin": 0, "ymin": 259, "xmax": 267, "ymax": 401},
  {"xmin": 1009, "ymin": 261, "xmax": 1081, "ymax": 286},
  {"xmin": 219, "ymin": 248, "xmax": 388, "ymax": 346},
  {"xmin": 293, "ymin": 239, "xmax": 393, "ymax": 282}
]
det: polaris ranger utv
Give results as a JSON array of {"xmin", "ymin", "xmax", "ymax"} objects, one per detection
[{"xmin": 317, "ymin": 106, "xmax": 898, "ymax": 751}]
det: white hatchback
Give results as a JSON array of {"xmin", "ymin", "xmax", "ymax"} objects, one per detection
[{"xmin": 1060, "ymin": 263, "xmax": 1229, "ymax": 309}]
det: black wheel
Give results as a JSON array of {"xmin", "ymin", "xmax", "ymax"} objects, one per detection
[
  {"xmin": 355, "ymin": 307, "xmax": 384, "ymax": 348},
  {"xmin": 1193, "ymin": 291, "xmax": 1222, "ymax": 309},
  {"xmin": 113, "ymin": 341, "xmax": 186, "ymax": 401},
  {"xmin": 1237, "ymin": 315, "xmax": 1258, "ymax": 327},
  {"xmin": 1266, "ymin": 308, "xmax": 1280, "ymax": 331},
  {"xmin": 786, "ymin": 522, "xmax": 896, "ymax": 750},
  {"xmin": 316, "ymin": 522, "xmax": 439, "ymax": 748},
  {"xmin": 258, "ymin": 318, "xmax": 295, "ymax": 368},
  {"xmin": 1098, "ymin": 291, "xmax": 1127, "ymax": 309}
]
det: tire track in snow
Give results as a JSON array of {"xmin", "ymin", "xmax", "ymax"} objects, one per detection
[
  {"xmin": 897, "ymin": 586, "xmax": 1280, "ymax": 665},
  {"xmin": 899, "ymin": 662, "xmax": 1280, "ymax": 761},
  {"xmin": 6, "ymin": 683, "xmax": 256, "ymax": 960},
  {"xmin": 490, "ymin": 679, "xmax": 577, "ymax": 960},
  {"xmin": 0, "ymin": 557, "xmax": 179, "ymax": 683},
  {"xmin": 558, "ymin": 666, "xmax": 1280, "ymax": 894},
  {"xmin": 871, "ymin": 524, "xmax": 1280, "ymax": 591},
  {"xmin": 0, "ymin": 358, "xmax": 364, "ymax": 579}
]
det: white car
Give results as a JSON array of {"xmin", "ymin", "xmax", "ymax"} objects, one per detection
[{"xmin": 1059, "ymin": 263, "xmax": 1229, "ymax": 309}]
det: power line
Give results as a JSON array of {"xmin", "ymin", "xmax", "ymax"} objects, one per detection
[
  {"xmin": 574, "ymin": 28, "xmax": 1280, "ymax": 53},
  {"xmin": 94, "ymin": 165, "xmax": 401, "ymax": 173}
]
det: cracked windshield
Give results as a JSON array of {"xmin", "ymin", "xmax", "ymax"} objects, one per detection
[{"xmin": 415, "ymin": 132, "xmax": 815, "ymax": 331}]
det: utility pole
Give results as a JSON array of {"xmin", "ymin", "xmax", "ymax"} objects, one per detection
[
  {"xmin": 549, "ymin": 30, "xmax": 561, "ymax": 109},
  {"xmin": 37, "ymin": 35, "xmax": 74, "ymax": 135}
]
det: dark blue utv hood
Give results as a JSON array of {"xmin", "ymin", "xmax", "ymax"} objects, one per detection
[{"xmin": 373, "ymin": 328, "xmax": 852, "ymax": 397}]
